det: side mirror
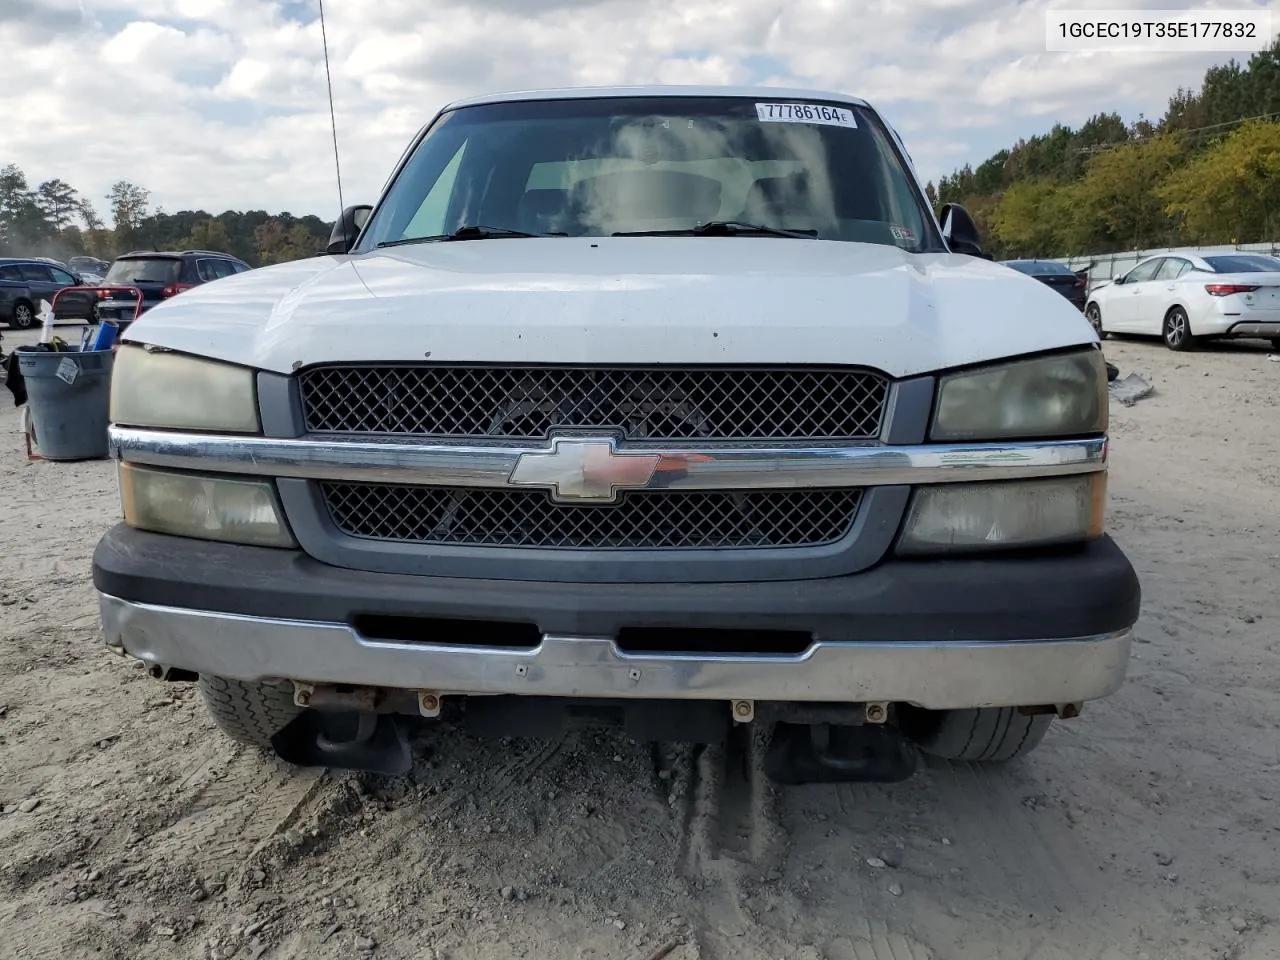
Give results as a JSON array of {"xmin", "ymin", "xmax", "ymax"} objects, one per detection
[
  {"xmin": 326, "ymin": 204, "xmax": 373, "ymax": 255},
  {"xmin": 1112, "ymin": 271, "xmax": 1125, "ymax": 283},
  {"xmin": 938, "ymin": 202, "xmax": 984, "ymax": 258}
]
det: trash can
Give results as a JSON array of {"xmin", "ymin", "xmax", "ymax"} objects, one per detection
[{"xmin": 17, "ymin": 346, "xmax": 114, "ymax": 461}]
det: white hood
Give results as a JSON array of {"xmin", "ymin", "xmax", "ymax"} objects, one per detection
[{"xmin": 121, "ymin": 238, "xmax": 1097, "ymax": 378}]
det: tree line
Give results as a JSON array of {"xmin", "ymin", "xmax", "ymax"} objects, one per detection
[
  {"xmin": 931, "ymin": 39, "xmax": 1280, "ymax": 260},
  {"xmin": 0, "ymin": 165, "xmax": 334, "ymax": 268}
]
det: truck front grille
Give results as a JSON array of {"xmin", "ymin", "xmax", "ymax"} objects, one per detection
[
  {"xmin": 321, "ymin": 483, "xmax": 862, "ymax": 550},
  {"xmin": 299, "ymin": 365, "xmax": 889, "ymax": 442}
]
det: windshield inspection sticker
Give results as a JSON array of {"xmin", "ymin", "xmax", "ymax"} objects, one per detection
[{"xmin": 756, "ymin": 102, "xmax": 857, "ymax": 127}]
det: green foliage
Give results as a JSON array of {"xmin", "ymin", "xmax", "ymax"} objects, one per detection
[
  {"xmin": 1073, "ymin": 134, "xmax": 1184, "ymax": 251},
  {"xmin": 991, "ymin": 180, "xmax": 1070, "ymax": 257},
  {"xmin": 1159, "ymin": 121, "xmax": 1280, "ymax": 243},
  {"xmin": 938, "ymin": 38, "xmax": 1280, "ymax": 258},
  {"xmin": 0, "ymin": 166, "xmax": 332, "ymax": 266}
]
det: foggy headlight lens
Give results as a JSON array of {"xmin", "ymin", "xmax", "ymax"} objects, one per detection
[
  {"xmin": 932, "ymin": 350, "xmax": 1107, "ymax": 441},
  {"xmin": 897, "ymin": 474, "xmax": 1106, "ymax": 555},
  {"xmin": 110, "ymin": 345, "xmax": 260, "ymax": 433},
  {"xmin": 119, "ymin": 463, "xmax": 294, "ymax": 548}
]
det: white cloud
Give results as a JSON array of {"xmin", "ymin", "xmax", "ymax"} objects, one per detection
[{"xmin": 0, "ymin": 0, "xmax": 1276, "ymax": 222}]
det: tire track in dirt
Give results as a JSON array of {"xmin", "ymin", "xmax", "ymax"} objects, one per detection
[
  {"xmin": 670, "ymin": 725, "xmax": 795, "ymax": 960},
  {"xmin": 925, "ymin": 755, "xmax": 1089, "ymax": 925},
  {"xmin": 140, "ymin": 749, "xmax": 328, "ymax": 878}
]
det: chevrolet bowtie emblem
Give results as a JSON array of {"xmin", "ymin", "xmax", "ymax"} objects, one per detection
[{"xmin": 508, "ymin": 438, "xmax": 661, "ymax": 502}]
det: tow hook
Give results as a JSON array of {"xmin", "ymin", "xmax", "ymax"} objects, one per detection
[
  {"xmin": 763, "ymin": 722, "xmax": 918, "ymax": 785},
  {"xmin": 270, "ymin": 710, "xmax": 413, "ymax": 776},
  {"xmin": 273, "ymin": 682, "xmax": 414, "ymax": 775},
  {"xmin": 146, "ymin": 665, "xmax": 198, "ymax": 682}
]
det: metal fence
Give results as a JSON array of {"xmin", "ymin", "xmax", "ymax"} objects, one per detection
[{"xmin": 1057, "ymin": 242, "xmax": 1280, "ymax": 296}]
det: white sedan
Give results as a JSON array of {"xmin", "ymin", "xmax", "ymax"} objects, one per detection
[{"xmin": 1085, "ymin": 252, "xmax": 1280, "ymax": 351}]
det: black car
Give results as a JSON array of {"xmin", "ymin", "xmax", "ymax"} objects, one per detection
[
  {"xmin": 1001, "ymin": 259, "xmax": 1087, "ymax": 311},
  {"xmin": 0, "ymin": 257, "xmax": 86, "ymax": 328},
  {"xmin": 68, "ymin": 255, "xmax": 111, "ymax": 279},
  {"xmin": 88, "ymin": 250, "xmax": 252, "ymax": 327}
]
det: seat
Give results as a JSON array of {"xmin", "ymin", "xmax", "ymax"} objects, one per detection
[
  {"xmin": 570, "ymin": 170, "xmax": 723, "ymax": 231},
  {"xmin": 740, "ymin": 172, "xmax": 817, "ymax": 226},
  {"xmin": 517, "ymin": 189, "xmax": 574, "ymax": 235}
]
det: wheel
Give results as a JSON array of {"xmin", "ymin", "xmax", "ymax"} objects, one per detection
[
  {"xmin": 1270, "ymin": 337, "xmax": 1280, "ymax": 352},
  {"xmin": 1084, "ymin": 302, "xmax": 1105, "ymax": 338},
  {"xmin": 904, "ymin": 706, "xmax": 1052, "ymax": 762},
  {"xmin": 11, "ymin": 300, "xmax": 34, "ymax": 329},
  {"xmin": 197, "ymin": 675, "xmax": 302, "ymax": 749},
  {"xmin": 1162, "ymin": 306, "xmax": 1194, "ymax": 351}
]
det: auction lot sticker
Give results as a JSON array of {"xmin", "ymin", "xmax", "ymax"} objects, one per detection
[{"xmin": 756, "ymin": 103, "xmax": 856, "ymax": 127}]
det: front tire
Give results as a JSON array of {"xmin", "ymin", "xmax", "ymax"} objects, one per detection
[
  {"xmin": 1270, "ymin": 337, "xmax": 1280, "ymax": 353},
  {"xmin": 905, "ymin": 706, "xmax": 1052, "ymax": 762},
  {"xmin": 197, "ymin": 675, "xmax": 302, "ymax": 749},
  {"xmin": 1085, "ymin": 302, "xmax": 1105, "ymax": 338},
  {"xmin": 1162, "ymin": 306, "xmax": 1194, "ymax": 351},
  {"xmin": 11, "ymin": 301, "xmax": 34, "ymax": 329}
]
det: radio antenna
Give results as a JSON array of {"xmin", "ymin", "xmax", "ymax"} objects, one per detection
[{"xmin": 318, "ymin": 0, "xmax": 345, "ymax": 213}]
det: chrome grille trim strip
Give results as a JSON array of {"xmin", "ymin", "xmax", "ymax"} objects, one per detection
[{"xmin": 110, "ymin": 427, "xmax": 1107, "ymax": 491}]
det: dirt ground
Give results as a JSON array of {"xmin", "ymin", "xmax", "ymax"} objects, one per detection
[{"xmin": 2, "ymin": 327, "xmax": 1278, "ymax": 960}]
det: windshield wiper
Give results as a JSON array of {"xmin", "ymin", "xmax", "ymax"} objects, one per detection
[
  {"xmin": 377, "ymin": 225, "xmax": 556, "ymax": 247},
  {"xmin": 614, "ymin": 221, "xmax": 817, "ymax": 239}
]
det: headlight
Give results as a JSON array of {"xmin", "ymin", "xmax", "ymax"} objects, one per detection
[
  {"xmin": 110, "ymin": 345, "xmax": 260, "ymax": 433},
  {"xmin": 119, "ymin": 463, "xmax": 295, "ymax": 548},
  {"xmin": 897, "ymin": 474, "xmax": 1105, "ymax": 555},
  {"xmin": 932, "ymin": 350, "xmax": 1107, "ymax": 441}
]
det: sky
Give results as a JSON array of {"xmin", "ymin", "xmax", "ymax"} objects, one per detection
[{"xmin": 2, "ymin": 0, "xmax": 1277, "ymax": 222}]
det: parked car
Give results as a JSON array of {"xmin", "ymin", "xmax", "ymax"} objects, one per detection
[
  {"xmin": 1085, "ymin": 252, "xmax": 1280, "ymax": 351},
  {"xmin": 69, "ymin": 256, "xmax": 110, "ymax": 283},
  {"xmin": 91, "ymin": 249, "xmax": 252, "ymax": 328},
  {"xmin": 1000, "ymin": 259, "xmax": 1087, "ymax": 311},
  {"xmin": 93, "ymin": 85, "xmax": 1139, "ymax": 787},
  {"xmin": 0, "ymin": 276, "xmax": 36, "ymax": 330},
  {"xmin": 0, "ymin": 257, "xmax": 85, "ymax": 327}
]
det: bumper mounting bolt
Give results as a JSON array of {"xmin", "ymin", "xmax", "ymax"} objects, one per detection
[
  {"xmin": 865, "ymin": 702, "xmax": 888, "ymax": 724},
  {"xmin": 731, "ymin": 699, "xmax": 755, "ymax": 723},
  {"xmin": 292, "ymin": 682, "xmax": 315, "ymax": 708},
  {"xmin": 418, "ymin": 692, "xmax": 441, "ymax": 718}
]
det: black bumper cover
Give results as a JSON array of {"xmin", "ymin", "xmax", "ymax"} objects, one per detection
[{"xmin": 92, "ymin": 524, "xmax": 1141, "ymax": 643}]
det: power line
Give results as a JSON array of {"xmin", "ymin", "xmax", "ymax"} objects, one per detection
[
  {"xmin": 318, "ymin": 0, "xmax": 345, "ymax": 214},
  {"xmin": 1075, "ymin": 111, "xmax": 1280, "ymax": 155}
]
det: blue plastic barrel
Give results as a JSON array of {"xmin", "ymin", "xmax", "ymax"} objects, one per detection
[{"xmin": 17, "ymin": 346, "xmax": 114, "ymax": 460}]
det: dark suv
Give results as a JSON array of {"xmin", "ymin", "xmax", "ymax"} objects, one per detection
[
  {"xmin": 87, "ymin": 250, "xmax": 252, "ymax": 327},
  {"xmin": 0, "ymin": 258, "xmax": 85, "ymax": 328}
]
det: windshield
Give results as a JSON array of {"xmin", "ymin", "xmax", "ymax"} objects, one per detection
[
  {"xmin": 1202, "ymin": 254, "xmax": 1280, "ymax": 273},
  {"xmin": 357, "ymin": 96, "xmax": 938, "ymax": 252},
  {"xmin": 105, "ymin": 257, "xmax": 180, "ymax": 284}
]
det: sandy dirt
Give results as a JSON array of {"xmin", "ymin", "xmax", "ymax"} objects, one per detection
[{"xmin": 2, "ymin": 327, "xmax": 1279, "ymax": 960}]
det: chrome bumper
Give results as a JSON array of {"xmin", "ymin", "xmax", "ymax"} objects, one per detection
[{"xmin": 99, "ymin": 593, "xmax": 1132, "ymax": 710}]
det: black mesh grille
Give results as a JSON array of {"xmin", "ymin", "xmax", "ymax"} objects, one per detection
[
  {"xmin": 321, "ymin": 483, "xmax": 862, "ymax": 550},
  {"xmin": 298, "ymin": 365, "xmax": 889, "ymax": 441}
]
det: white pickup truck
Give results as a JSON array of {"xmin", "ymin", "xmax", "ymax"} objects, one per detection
[{"xmin": 93, "ymin": 85, "xmax": 1140, "ymax": 784}]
